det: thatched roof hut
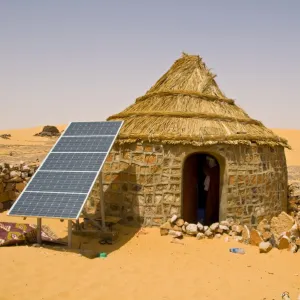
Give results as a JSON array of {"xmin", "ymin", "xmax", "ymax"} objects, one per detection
[
  {"xmin": 108, "ymin": 53, "xmax": 289, "ymax": 149},
  {"xmin": 88, "ymin": 53, "xmax": 289, "ymax": 227}
]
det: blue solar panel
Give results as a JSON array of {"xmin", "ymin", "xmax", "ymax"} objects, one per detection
[
  {"xmin": 8, "ymin": 121, "xmax": 123, "ymax": 219},
  {"xmin": 64, "ymin": 121, "xmax": 122, "ymax": 136},
  {"xmin": 52, "ymin": 136, "xmax": 114, "ymax": 153},
  {"xmin": 26, "ymin": 171, "xmax": 96, "ymax": 193},
  {"xmin": 40, "ymin": 153, "xmax": 106, "ymax": 171},
  {"xmin": 9, "ymin": 192, "xmax": 86, "ymax": 219}
]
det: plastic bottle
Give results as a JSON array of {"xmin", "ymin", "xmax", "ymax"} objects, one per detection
[{"xmin": 229, "ymin": 248, "xmax": 245, "ymax": 254}]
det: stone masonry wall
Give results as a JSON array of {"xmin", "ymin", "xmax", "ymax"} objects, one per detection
[{"xmin": 87, "ymin": 142, "xmax": 288, "ymax": 227}]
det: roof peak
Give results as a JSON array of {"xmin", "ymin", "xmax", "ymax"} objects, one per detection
[{"xmin": 145, "ymin": 53, "xmax": 226, "ymax": 99}]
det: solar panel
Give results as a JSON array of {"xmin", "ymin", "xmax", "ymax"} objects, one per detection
[{"xmin": 8, "ymin": 121, "xmax": 123, "ymax": 220}]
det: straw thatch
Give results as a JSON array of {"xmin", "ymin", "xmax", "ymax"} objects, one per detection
[{"xmin": 108, "ymin": 53, "xmax": 290, "ymax": 148}]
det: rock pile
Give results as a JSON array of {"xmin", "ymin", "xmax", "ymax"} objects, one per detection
[
  {"xmin": 0, "ymin": 134, "xmax": 11, "ymax": 139},
  {"xmin": 288, "ymin": 182, "xmax": 300, "ymax": 216},
  {"xmin": 34, "ymin": 125, "xmax": 60, "ymax": 137},
  {"xmin": 0, "ymin": 162, "xmax": 39, "ymax": 210},
  {"xmin": 160, "ymin": 212, "xmax": 300, "ymax": 253}
]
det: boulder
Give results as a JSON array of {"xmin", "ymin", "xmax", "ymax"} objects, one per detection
[
  {"xmin": 210, "ymin": 222, "xmax": 219, "ymax": 231},
  {"xmin": 196, "ymin": 232, "xmax": 205, "ymax": 240},
  {"xmin": 160, "ymin": 222, "xmax": 172, "ymax": 230},
  {"xmin": 204, "ymin": 229, "xmax": 213, "ymax": 237},
  {"xmin": 278, "ymin": 235, "xmax": 290, "ymax": 250},
  {"xmin": 259, "ymin": 242, "xmax": 273, "ymax": 253},
  {"xmin": 270, "ymin": 212, "xmax": 295, "ymax": 237},
  {"xmin": 204, "ymin": 226, "xmax": 209, "ymax": 232},
  {"xmin": 197, "ymin": 222, "xmax": 204, "ymax": 232},
  {"xmin": 250, "ymin": 229, "xmax": 263, "ymax": 246},
  {"xmin": 175, "ymin": 218, "xmax": 184, "ymax": 227},
  {"xmin": 186, "ymin": 224, "xmax": 198, "ymax": 235},
  {"xmin": 170, "ymin": 215, "xmax": 178, "ymax": 224}
]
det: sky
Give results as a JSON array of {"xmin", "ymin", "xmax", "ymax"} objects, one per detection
[{"xmin": 0, "ymin": 0, "xmax": 300, "ymax": 129}]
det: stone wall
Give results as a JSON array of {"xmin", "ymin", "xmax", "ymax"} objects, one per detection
[
  {"xmin": 88, "ymin": 142, "xmax": 288, "ymax": 227},
  {"xmin": 0, "ymin": 162, "xmax": 39, "ymax": 210}
]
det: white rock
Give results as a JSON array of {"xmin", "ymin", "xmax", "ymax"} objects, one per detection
[
  {"xmin": 186, "ymin": 224, "xmax": 198, "ymax": 235},
  {"xmin": 205, "ymin": 229, "xmax": 213, "ymax": 237},
  {"xmin": 168, "ymin": 230, "xmax": 183, "ymax": 238},
  {"xmin": 220, "ymin": 220, "xmax": 230, "ymax": 227},
  {"xmin": 196, "ymin": 232, "xmax": 205, "ymax": 240},
  {"xmin": 197, "ymin": 222, "xmax": 204, "ymax": 232},
  {"xmin": 219, "ymin": 225, "xmax": 229, "ymax": 231},
  {"xmin": 170, "ymin": 215, "xmax": 178, "ymax": 224},
  {"xmin": 259, "ymin": 241, "xmax": 273, "ymax": 253},
  {"xmin": 214, "ymin": 234, "xmax": 222, "ymax": 239},
  {"xmin": 204, "ymin": 226, "xmax": 209, "ymax": 232},
  {"xmin": 210, "ymin": 222, "xmax": 219, "ymax": 231}
]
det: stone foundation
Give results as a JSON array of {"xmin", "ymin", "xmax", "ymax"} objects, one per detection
[{"xmin": 88, "ymin": 142, "xmax": 288, "ymax": 227}]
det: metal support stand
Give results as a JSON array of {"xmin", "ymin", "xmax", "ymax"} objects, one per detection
[
  {"xmin": 68, "ymin": 220, "xmax": 72, "ymax": 248},
  {"xmin": 99, "ymin": 172, "xmax": 107, "ymax": 231},
  {"xmin": 37, "ymin": 218, "xmax": 42, "ymax": 245}
]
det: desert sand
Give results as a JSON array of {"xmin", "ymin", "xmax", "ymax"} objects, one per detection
[{"xmin": 0, "ymin": 126, "xmax": 300, "ymax": 300}]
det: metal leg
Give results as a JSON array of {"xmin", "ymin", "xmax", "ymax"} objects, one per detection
[
  {"xmin": 99, "ymin": 173, "xmax": 107, "ymax": 231},
  {"xmin": 37, "ymin": 218, "xmax": 42, "ymax": 244},
  {"xmin": 68, "ymin": 220, "xmax": 72, "ymax": 248}
]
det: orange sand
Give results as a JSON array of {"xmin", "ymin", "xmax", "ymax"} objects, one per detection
[{"xmin": 0, "ymin": 126, "xmax": 300, "ymax": 300}]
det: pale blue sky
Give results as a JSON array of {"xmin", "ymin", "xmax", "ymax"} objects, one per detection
[{"xmin": 1, "ymin": 1, "xmax": 299, "ymax": 129}]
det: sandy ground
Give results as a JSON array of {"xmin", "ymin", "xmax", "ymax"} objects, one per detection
[{"xmin": 0, "ymin": 126, "xmax": 300, "ymax": 300}]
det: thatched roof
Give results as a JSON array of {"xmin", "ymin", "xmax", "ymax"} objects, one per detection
[{"xmin": 108, "ymin": 53, "xmax": 290, "ymax": 148}]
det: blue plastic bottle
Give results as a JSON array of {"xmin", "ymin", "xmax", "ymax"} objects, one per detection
[{"xmin": 229, "ymin": 248, "xmax": 245, "ymax": 254}]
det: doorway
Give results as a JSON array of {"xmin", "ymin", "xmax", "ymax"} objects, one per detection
[{"xmin": 182, "ymin": 153, "xmax": 220, "ymax": 225}]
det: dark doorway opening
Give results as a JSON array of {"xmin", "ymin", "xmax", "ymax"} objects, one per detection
[{"xmin": 182, "ymin": 153, "xmax": 220, "ymax": 225}]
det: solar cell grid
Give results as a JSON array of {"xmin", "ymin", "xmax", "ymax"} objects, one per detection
[{"xmin": 8, "ymin": 121, "xmax": 123, "ymax": 219}]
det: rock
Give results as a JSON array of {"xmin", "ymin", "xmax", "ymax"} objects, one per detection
[
  {"xmin": 264, "ymin": 224, "xmax": 271, "ymax": 232},
  {"xmin": 259, "ymin": 242, "xmax": 273, "ymax": 253},
  {"xmin": 175, "ymin": 218, "xmax": 184, "ymax": 227},
  {"xmin": 290, "ymin": 223, "xmax": 300, "ymax": 238},
  {"xmin": 214, "ymin": 234, "xmax": 222, "ymax": 239},
  {"xmin": 242, "ymin": 225, "xmax": 251, "ymax": 243},
  {"xmin": 296, "ymin": 239, "xmax": 300, "ymax": 247},
  {"xmin": 7, "ymin": 176, "xmax": 23, "ymax": 183},
  {"xmin": 278, "ymin": 235, "xmax": 290, "ymax": 250},
  {"xmin": 182, "ymin": 225, "xmax": 186, "ymax": 233},
  {"xmin": 160, "ymin": 228, "xmax": 169, "ymax": 236},
  {"xmin": 184, "ymin": 221, "xmax": 189, "ymax": 227},
  {"xmin": 168, "ymin": 230, "xmax": 183, "ymax": 238},
  {"xmin": 170, "ymin": 215, "xmax": 178, "ymax": 224},
  {"xmin": 186, "ymin": 224, "xmax": 198, "ymax": 235},
  {"xmin": 160, "ymin": 222, "xmax": 172, "ymax": 230},
  {"xmin": 290, "ymin": 243, "xmax": 298, "ymax": 253},
  {"xmin": 270, "ymin": 212, "xmax": 295, "ymax": 237},
  {"xmin": 232, "ymin": 225, "xmax": 243, "ymax": 234},
  {"xmin": 204, "ymin": 226, "xmax": 209, "ymax": 232},
  {"xmin": 257, "ymin": 219, "xmax": 269, "ymax": 232},
  {"xmin": 10, "ymin": 171, "xmax": 21, "ymax": 178},
  {"xmin": 262, "ymin": 231, "xmax": 273, "ymax": 242},
  {"xmin": 219, "ymin": 225, "xmax": 229, "ymax": 231},
  {"xmin": 210, "ymin": 222, "xmax": 219, "ymax": 231},
  {"xmin": 250, "ymin": 229, "xmax": 263, "ymax": 246},
  {"xmin": 15, "ymin": 182, "xmax": 26, "ymax": 192},
  {"xmin": 204, "ymin": 229, "xmax": 213, "ymax": 237},
  {"xmin": 173, "ymin": 225, "xmax": 182, "ymax": 232},
  {"xmin": 220, "ymin": 220, "xmax": 230, "ymax": 227},
  {"xmin": 21, "ymin": 172, "xmax": 28, "ymax": 179},
  {"xmin": 197, "ymin": 222, "xmax": 204, "ymax": 232},
  {"xmin": 21, "ymin": 165, "xmax": 30, "ymax": 172},
  {"xmin": 196, "ymin": 232, "xmax": 205, "ymax": 240}
]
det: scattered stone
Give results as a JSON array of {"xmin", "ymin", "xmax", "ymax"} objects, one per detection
[
  {"xmin": 186, "ymin": 224, "xmax": 198, "ymax": 236},
  {"xmin": 270, "ymin": 211, "xmax": 295, "ymax": 237},
  {"xmin": 290, "ymin": 243, "xmax": 298, "ymax": 253},
  {"xmin": 170, "ymin": 215, "xmax": 178, "ymax": 224},
  {"xmin": 232, "ymin": 225, "xmax": 243, "ymax": 235},
  {"xmin": 204, "ymin": 226, "xmax": 209, "ymax": 232},
  {"xmin": 182, "ymin": 225, "xmax": 186, "ymax": 233},
  {"xmin": 242, "ymin": 225, "xmax": 251, "ymax": 243},
  {"xmin": 160, "ymin": 228, "xmax": 169, "ymax": 236},
  {"xmin": 262, "ymin": 231, "xmax": 273, "ymax": 242},
  {"xmin": 219, "ymin": 224, "xmax": 229, "ymax": 231},
  {"xmin": 250, "ymin": 229, "xmax": 263, "ymax": 246},
  {"xmin": 220, "ymin": 220, "xmax": 230, "ymax": 227},
  {"xmin": 175, "ymin": 218, "xmax": 184, "ymax": 227},
  {"xmin": 196, "ymin": 232, "xmax": 205, "ymax": 240},
  {"xmin": 160, "ymin": 222, "xmax": 172, "ymax": 230},
  {"xmin": 214, "ymin": 233, "xmax": 222, "ymax": 239},
  {"xmin": 278, "ymin": 235, "xmax": 290, "ymax": 250},
  {"xmin": 257, "ymin": 219, "xmax": 269, "ymax": 233},
  {"xmin": 205, "ymin": 229, "xmax": 213, "ymax": 237},
  {"xmin": 210, "ymin": 222, "xmax": 219, "ymax": 231},
  {"xmin": 184, "ymin": 221, "xmax": 189, "ymax": 227},
  {"xmin": 259, "ymin": 242, "xmax": 273, "ymax": 253},
  {"xmin": 197, "ymin": 222, "xmax": 204, "ymax": 232},
  {"xmin": 173, "ymin": 225, "xmax": 182, "ymax": 232}
]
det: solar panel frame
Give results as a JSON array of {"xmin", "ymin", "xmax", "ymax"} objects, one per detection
[{"xmin": 8, "ymin": 121, "xmax": 123, "ymax": 220}]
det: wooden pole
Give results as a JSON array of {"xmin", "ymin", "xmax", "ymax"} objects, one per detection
[
  {"xmin": 99, "ymin": 173, "xmax": 107, "ymax": 231},
  {"xmin": 68, "ymin": 220, "xmax": 72, "ymax": 248},
  {"xmin": 37, "ymin": 218, "xmax": 42, "ymax": 245}
]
